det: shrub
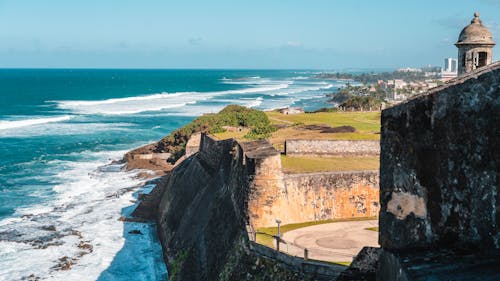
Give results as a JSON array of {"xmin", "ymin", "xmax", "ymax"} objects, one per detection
[
  {"xmin": 156, "ymin": 105, "xmax": 275, "ymax": 163},
  {"xmin": 339, "ymin": 96, "xmax": 382, "ymax": 110}
]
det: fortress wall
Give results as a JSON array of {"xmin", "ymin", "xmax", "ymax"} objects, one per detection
[
  {"xmin": 185, "ymin": 132, "xmax": 201, "ymax": 157},
  {"xmin": 198, "ymin": 133, "xmax": 235, "ymax": 170},
  {"xmin": 197, "ymin": 134, "xmax": 380, "ymax": 229},
  {"xmin": 379, "ymin": 62, "xmax": 500, "ymax": 253},
  {"xmin": 248, "ymin": 170, "xmax": 380, "ymax": 228},
  {"xmin": 153, "ymin": 132, "xmax": 381, "ymax": 279},
  {"xmin": 285, "ymin": 139, "xmax": 380, "ymax": 157}
]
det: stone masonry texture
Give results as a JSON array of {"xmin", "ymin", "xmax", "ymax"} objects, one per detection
[
  {"xmin": 379, "ymin": 62, "xmax": 500, "ymax": 253},
  {"xmin": 285, "ymin": 139, "xmax": 380, "ymax": 157}
]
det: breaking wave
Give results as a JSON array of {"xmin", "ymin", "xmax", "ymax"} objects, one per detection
[
  {"xmin": 0, "ymin": 116, "xmax": 72, "ymax": 130},
  {"xmin": 53, "ymin": 84, "xmax": 290, "ymax": 115}
]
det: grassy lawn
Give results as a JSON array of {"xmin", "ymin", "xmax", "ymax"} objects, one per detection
[
  {"xmin": 212, "ymin": 128, "xmax": 250, "ymax": 141},
  {"xmin": 281, "ymin": 155, "xmax": 379, "ymax": 173},
  {"xmin": 255, "ymin": 217, "xmax": 378, "ymax": 248},
  {"xmin": 212, "ymin": 111, "xmax": 381, "ymax": 149},
  {"xmin": 267, "ymin": 111, "xmax": 380, "ymax": 150},
  {"xmin": 265, "ymin": 111, "xmax": 381, "ymax": 133}
]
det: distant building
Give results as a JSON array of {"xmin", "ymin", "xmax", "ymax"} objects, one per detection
[
  {"xmin": 444, "ymin": 58, "xmax": 458, "ymax": 72},
  {"xmin": 397, "ymin": 67, "xmax": 422, "ymax": 73},
  {"xmin": 456, "ymin": 12, "xmax": 495, "ymax": 75},
  {"xmin": 426, "ymin": 82, "xmax": 438, "ymax": 89},
  {"xmin": 393, "ymin": 79, "xmax": 406, "ymax": 89},
  {"xmin": 441, "ymin": 58, "xmax": 458, "ymax": 81},
  {"xmin": 279, "ymin": 107, "xmax": 304, "ymax": 115}
]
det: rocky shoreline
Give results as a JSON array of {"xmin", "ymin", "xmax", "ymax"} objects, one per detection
[{"xmin": 123, "ymin": 142, "xmax": 174, "ymax": 178}]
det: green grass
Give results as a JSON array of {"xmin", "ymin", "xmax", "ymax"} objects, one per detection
[
  {"xmin": 307, "ymin": 259, "xmax": 352, "ymax": 267},
  {"xmin": 212, "ymin": 111, "xmax": 381, "ymax": 148},
  {"xmin": 333, "ymin": 261, "xmax": 352, "ymax": 267},
  {"xmin": 281, "ymin": 155, "xmax": 380, "ymax": 173},
  {"xmin": 255, "ymin": 217, "xmax": 378, "ymax": 248},
  {"xmin": 212, "ymin": 128, "xmax": 250, "ymax": 141},
  {"xmin": 266, "ymin": 111, "xmax": 381, "ymax": 133}
]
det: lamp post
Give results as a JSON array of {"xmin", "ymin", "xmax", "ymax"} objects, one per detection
[
  {"xmin": 275, "ymin": 219, "xmax": 282, "ymax": 251},
  {"xmin": 276, "ymin": 219, "xmax": 282, "ymax": 238}
]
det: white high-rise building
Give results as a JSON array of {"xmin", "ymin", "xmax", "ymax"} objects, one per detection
[
  {"xmin": 444, "ymin": 58, "xmax": 458, "ymax": 72},
  {"xmin": 441, "ymin": 58, "xmax": 458, "ymax": 81}
]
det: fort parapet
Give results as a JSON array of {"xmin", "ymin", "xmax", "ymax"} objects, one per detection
[
  {"xmin": 377, "ymin": 61, "xmax": 500, "ymax": 280},
  {"xmin": 285, "ymin": 139, "xmax": 380, "ymax": 157}
]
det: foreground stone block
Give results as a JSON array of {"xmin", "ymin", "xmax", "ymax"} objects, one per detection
[
  {"xmin": 378, "ymin": 250, "xmax": 500, "ymax": 281},
  {"xmin": 379, "ymin": 62, "xmax": 500, "ymax": 252},
  {"xmin": 338, "ymin": 247, "xmax": 380, "ymax": 281}
]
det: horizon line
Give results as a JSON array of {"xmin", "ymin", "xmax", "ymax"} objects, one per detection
[{"xmin": 0, "ymin": 66, "xmax": 412, "ymax": 72}]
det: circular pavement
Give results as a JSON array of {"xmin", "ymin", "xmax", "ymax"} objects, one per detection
[{"xmin": 280, "ymin": 220, "xmax": 378, "ymax": 263}]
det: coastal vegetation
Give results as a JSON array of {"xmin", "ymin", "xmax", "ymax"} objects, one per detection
[
  {"xmin": 157, "ymin": 105, "xmax": 276, "ymax": 162},
  {"xmin": 315, "ymin": 67, "xmax": 441, "ymax": 84},
  {"xmin": 324, "ymin": 84, "xmax": 385, "ymax": 110},
  {"xmin": 338, "ymin": 95, "xmax": 382, "ymax": 111}
]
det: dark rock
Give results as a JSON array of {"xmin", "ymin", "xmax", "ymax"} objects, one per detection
[
  {"xmin": 131, "ymin": 175, "xmax": 169, "ymax": 221},
  {"xmin": 53, "ymin": 256, "xmax": 75, "ymax": 271},
  {"xmin": 77, "ymin": 241, "xmax": 93, "ymax": 252},
  {"xmin": 41, "ymin": 225, "xmax": 56, "ymax": 231}
]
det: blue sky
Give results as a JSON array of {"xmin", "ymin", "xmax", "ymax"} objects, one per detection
[{"xmin": 0, "ymin": 0, "xmax": 499, "ymax": 69}]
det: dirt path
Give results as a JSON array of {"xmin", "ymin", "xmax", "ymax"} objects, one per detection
[
  {"xmin": 268, "ymin": 116, "xmax": 294, "ymax": 124},
  {"xmin": 280, "ymin": 220, "xmax": 378, "ymax": 263}
]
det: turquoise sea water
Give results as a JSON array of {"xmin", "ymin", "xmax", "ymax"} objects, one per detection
[{"xmin": 0, "ymin": 69, "xmax": 344, "ymax": 280}]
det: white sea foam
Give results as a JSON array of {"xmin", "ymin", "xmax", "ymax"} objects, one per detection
[
  {"xmin": 219, "ymin": 76, "xmax": 267, "ymax": 85},
  {"xmin": 245, "ymin": 97, "xmax": 263, "ymax": 108},
  {"xmin": 53, "ymin": 83, "xmax": 290, "ymax": 115},
  {"xmin": 0, "ymin": 122, "xmax": 134, "ymax": 138},
  {"xmin": 0, "ymin": 149, "xmax": 166, "ymax": 280},
  {"xmin": 0, "ymin": 115, "xmax": 72, "ymax": 130}
]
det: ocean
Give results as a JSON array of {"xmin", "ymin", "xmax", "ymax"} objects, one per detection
[{"xmin": 0, "ymin": 69, "xmax": 345, "ymax": 280}]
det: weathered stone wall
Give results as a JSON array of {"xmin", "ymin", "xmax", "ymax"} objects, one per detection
[
  {"xmin": 196, "ymin": 135, "xmax": 381, "ymax": 229},
  {"xmin": 152, "ymin": 134, "xmax": 348, "ymax": 280},
  {"xmin": 379, "ymin": 61, "xmax": 500, "ymax": 253},
  {"xmin": 156, "ymin": 135, "xmax": 250, "ymax": 281},
  {"xmin": 198, "ymin": 133, "xmax": 235, "ymax": 170},
  {"xmin": 185, "ymin": 132, "xmax": 201, "ymax": 157},
  {"xmin": 248, "ymin": 170, "xmax": 380, "ymax": 228},
  {"xmin": 285, "ymin": 139, "xmax": 380, "ymax": 157}
]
